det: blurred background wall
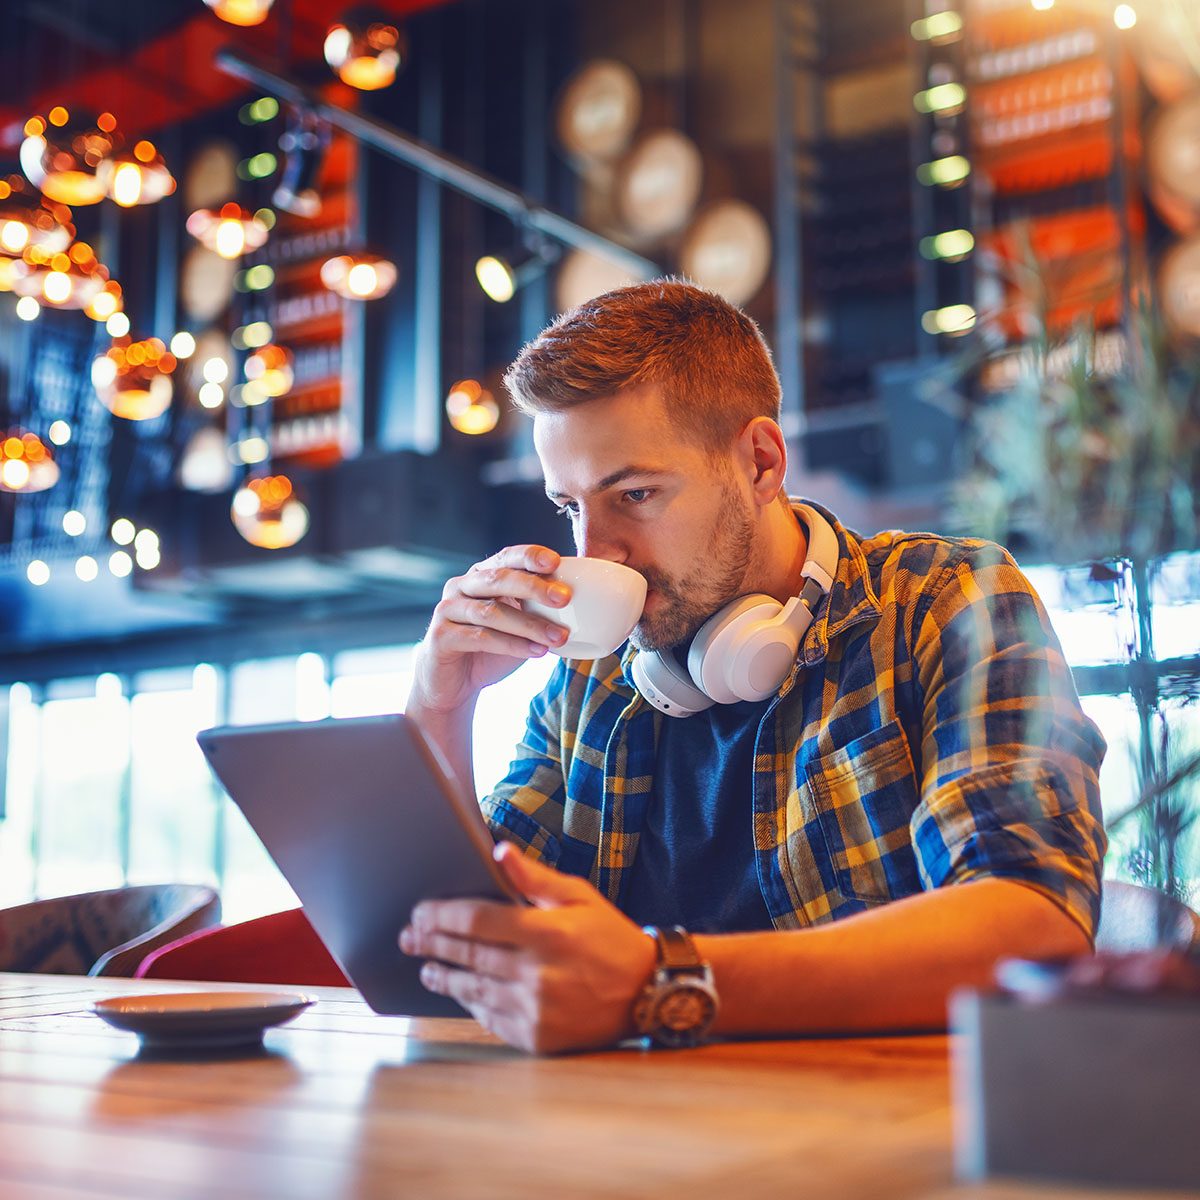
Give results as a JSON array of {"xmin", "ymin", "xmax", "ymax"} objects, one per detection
[{"xmin": 0, "ymin": 0, "xmax": 1196, "ymax": 917}]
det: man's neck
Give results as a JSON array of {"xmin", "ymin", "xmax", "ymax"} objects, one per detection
[{"xmin": 753, "ymin": 496, "xmax": 809, "ymax": 604}]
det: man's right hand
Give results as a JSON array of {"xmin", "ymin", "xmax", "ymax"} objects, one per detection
[{"xmin": 410, "ymin": 544, "xmax": 572, "ymax": 716}]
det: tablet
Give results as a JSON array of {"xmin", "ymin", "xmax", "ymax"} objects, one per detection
[{"xmin": 197, "ymin": 714, "xmax": 521, "ymax": 1018}]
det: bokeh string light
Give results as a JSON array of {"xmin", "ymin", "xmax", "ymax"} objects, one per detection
[
  {"xmin": 244, "ymin": 344, "xmax": 294, "ymax": 399},
  {"xmin": 445, "ymin": 380, "xmax": 500, "ymax": 436},
  {"xmin": 320, "ymin": 252, "xmax": 397, "ymax": 299},
  {"xmin": 186, "ymin": 203, "xmax": 271, "ymax": 259},
  {"xmin": 102, "ymin": 139, "xmax": 176, "ymax": 208}
]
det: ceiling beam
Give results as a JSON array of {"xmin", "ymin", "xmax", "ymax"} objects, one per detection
[{"xmin": 216, "ymin": 49, "xmax": 662, "ymax": 279}]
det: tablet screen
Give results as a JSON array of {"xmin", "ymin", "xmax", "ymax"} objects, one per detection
[{"xmin": 198, "ymin": 713, "xmax": 519, "ymax": 1017}]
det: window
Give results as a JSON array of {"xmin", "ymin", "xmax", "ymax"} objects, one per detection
[
  {"xmin": 330, "ymin": 646, "xmax": 414, "ymax": 718},
  {"xmin": 128, "ymin": 666, "xmax": 220, "ymax": 890},
  {"xmin": 33, "ymin": 675, "xmax": 128, "ymax": 898},
  {"xmin": 0, "ymin": 684, "xmax": 38, "ymax": 907},
  {"xmin": 471, "ymin": 656, "xmax": 557, "ymax": 797},
  {"xmin": 221, "ymin": 656, "xmax": 307, "ymax": 922},
  {"xmin": 2, "ymin": 595, "xmax": 1195, "ymax": 923},
  {"xmin": 1152, "ymin": 550, "xmax": 1200, "ymax": 659},
  {"xmin": 1024, "ymin": 565, "xmax": 1126, "ymax": 666}
]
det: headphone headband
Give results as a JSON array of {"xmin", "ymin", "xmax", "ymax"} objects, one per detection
[{"xmin": 795, "ymin": 504, "xmax": 838, "ymax": 593}]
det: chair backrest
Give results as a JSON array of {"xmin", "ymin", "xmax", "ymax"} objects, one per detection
[
  {"xmin": 136, "ymin": 906, "xmax": 351, "ymax": 987},
  {"xmin": 0, "ymin": 884, "xmax": 221, "ymax": 976},
  {"xmin": 1095, "ymin": 879, "xmax": 1200, "ymax": 954}
]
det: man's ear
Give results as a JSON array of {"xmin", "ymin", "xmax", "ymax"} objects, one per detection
[{"xmin": 736, "ymin": 417, "xmax": 788, "ymax": 506}]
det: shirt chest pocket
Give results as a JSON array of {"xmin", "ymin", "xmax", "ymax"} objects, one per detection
[{"xmin": 803, "ymin": 719, "xmax": 924, "ymax": 907}]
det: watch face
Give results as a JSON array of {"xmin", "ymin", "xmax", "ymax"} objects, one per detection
[{"xmin": 655, "ymin": 985, "xmax": 717, "ymax": 1035}]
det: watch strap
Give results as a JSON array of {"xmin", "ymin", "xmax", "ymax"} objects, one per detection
[
  {"xmin": 644, "ymin": 925, "xmax": 705, "ymax": 974},
  {"xmin": 635, "ymin": 925, "xmax": 719, "ymax": 1048}
]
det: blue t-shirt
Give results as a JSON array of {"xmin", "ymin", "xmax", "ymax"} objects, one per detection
[{"xmin": 619, "ymin": 696, "xmax": 776, "ymax": 933}]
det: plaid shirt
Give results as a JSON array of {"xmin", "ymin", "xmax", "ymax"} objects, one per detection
[{"xmin": 482, "ymin": 499, "xmax": 1108, "ymax": 940}]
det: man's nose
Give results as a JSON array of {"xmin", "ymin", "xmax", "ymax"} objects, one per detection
[{"xmin": 575, "ymin": 514, "xmax": 626, "ymax": 563}]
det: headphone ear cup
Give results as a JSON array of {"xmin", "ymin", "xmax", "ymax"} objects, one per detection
[
  {"xmin": 687, "ymin": 595, "xmax": 783, "ymax": 704},
  {"xmin": 630, "ymin": 650, "xmax": 714, "ymax": 717},
  {"xmin": 724, "ymin": 623, "xmax": 804, "ymax": 702}
]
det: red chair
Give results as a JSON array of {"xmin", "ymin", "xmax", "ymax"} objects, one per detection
[{"xmin": 135, "ymin": 907, "xmax": 351, "ymax": 987}]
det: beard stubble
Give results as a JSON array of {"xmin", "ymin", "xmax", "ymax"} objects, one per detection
[{"xmin": 629, "ymin": 475, "xmax": 757, "ymax": 652}]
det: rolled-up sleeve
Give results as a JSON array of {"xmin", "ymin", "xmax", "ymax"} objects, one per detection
[
  {"xmin": 910, "ymin": 543, "xmax": 1108, "ymax": 942},
  {"xmin": 480, "ymin": 658, "xmax": 571, "ymax": 865}
]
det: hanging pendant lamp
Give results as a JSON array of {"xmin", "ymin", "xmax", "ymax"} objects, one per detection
[
  {"xmin": 12, "ymin": 241, "xmax": 109, "ymax": 310},
  {"xmin": 102, "ymin": 140, "xmax": 176, "ymax": 207},
  {"xmin": 204, "ymin": 0, "xmax": 275, "ymax": 26},
  {"xmin": 91, "ymin": 337, "xmax": 178, "ymax": 421},
  {"xmin": 0, "ymin": 431, "xmax": 60, "ymax": 493},
  {"xmin": 21, "ymin": 110, "xmax": 119, "ymax": 206},
  {"xmin": 324, "ymin": 10, "xmax": 405, "ymax": 91},
  {"xmin": 186, "ymin": 202, "xmax": 271, "ymax": 259},
  {"xmin": 0, "ymin": 175, "xmax": 73, "ymax": 257},
  {"xmin": 232, "ymin": 474, "xmax": 310, "ymax": 549}
]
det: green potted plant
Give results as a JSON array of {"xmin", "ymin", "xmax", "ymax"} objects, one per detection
[
  {"xmin": 947, "ymin": 284, "xmax": 1200, "ymax": 1188},
  {"xmin": 950, "ymin": 292, "xmax": 1200, "ymax": 909}
]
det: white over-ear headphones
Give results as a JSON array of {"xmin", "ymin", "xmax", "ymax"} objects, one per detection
[{"xmin": 629, "ymin": 503, "xmax": 838, "ymax": 717}]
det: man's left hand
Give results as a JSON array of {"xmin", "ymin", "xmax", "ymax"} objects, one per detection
[{"xmin": 398, "ymin": 841, "xmax": 657, "ymax": 1054}]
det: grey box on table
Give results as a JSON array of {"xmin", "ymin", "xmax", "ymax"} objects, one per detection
[{"xmin": 951, "ymin": 988, "xmax": 1200, "ymax": 1192}]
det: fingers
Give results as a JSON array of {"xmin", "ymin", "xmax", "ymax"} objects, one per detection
[
  {"xmin": 430, "ymin": 547, "xmax": 572, "ymax": 660},
  {"xmin": 438, "ymin": 594, "xmax": 569, "ymax": 652},
  {"xmin": 400, "ymin": 925, "xmax": 521, "ymax": 976},
  {"xmin": 480, "ymin": 1009, "xmax": 541, "ymax": 1056},
  {"xmin": 493, "ymin": 842, "xmax": 595, "ymax": 908},
  {"xmin": 478, "ymin": 544, "xmax": 562, "ymax": 575},
  {"xmin": 400, "ymin": 912, "xmax": 531, "ymax": 1039},
  {"xmin": 428, "ymin": 594, "xmax": 559, "ymax": 661},
  {"xmin": 417, "ymin": 962, "xmax": 549, "ymax": 1054},
  {"xmin": 430, "ymin": 616, "xmax": 553, "ymax": 661},
  {"xmin": 419, "ymin": 961, "xmax": 518, "ymax": 1014},
  {"xmin": 458, "ymin": 564, "xmax": 571, "ymax": 609},
  {"xmin": 407, "ymin": 897, "xmax": 533, "ymax": 946},
  {"xmin": 401, "ymin": 917, "xmax": 539, "ymax": 1051}
]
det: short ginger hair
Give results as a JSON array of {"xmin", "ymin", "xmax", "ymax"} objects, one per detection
[{"xmin": 503, "ymin": 278, "xmax": 782, "ymax": 451}]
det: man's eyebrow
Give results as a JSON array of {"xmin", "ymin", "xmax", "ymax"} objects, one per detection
[{"xmin": 545, "ymin": 466, "xmax": 672, "ymax": 501}]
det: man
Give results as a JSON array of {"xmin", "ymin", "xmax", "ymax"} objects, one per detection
[{"xmin": 400, "ymin": 280, "xmax": 1107, "ymax": 1055}]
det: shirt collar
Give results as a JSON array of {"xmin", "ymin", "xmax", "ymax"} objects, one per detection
[{"xmin": 789, "ymin": 497, "xmax": 883, "ymax": 666}]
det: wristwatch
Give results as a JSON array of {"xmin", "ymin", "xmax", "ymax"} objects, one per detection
[{"xmin": 632, "ymin": 925, "xmax": 720, "ymax": 1048}]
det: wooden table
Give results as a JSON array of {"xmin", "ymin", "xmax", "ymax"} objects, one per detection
[{"xmin": 0, "ymin": 973, "xmax": 1172, "ymax": 1200}]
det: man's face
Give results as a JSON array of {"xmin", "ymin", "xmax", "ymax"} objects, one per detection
[{"xmin": 533, "ymin": 386, "xmax": 756, "ymax": 651}]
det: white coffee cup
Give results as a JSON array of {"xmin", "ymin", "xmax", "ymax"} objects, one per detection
[{"xmin": 524, "ymin": 557, "xmax": 648, "ymax": 659}]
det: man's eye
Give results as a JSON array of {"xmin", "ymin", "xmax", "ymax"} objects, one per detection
[
  {"xmin": 554, "ymin": 503, "xmax": 579, "ymax": 519},
  {"xmin": 623, "ymin": 488, "xmax": 653, "ymax": 505}
]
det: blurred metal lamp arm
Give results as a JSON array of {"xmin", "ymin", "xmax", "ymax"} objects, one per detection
[{"xmin": 214, "ymin": 49, "xmax": 660, "ymax": 281}]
